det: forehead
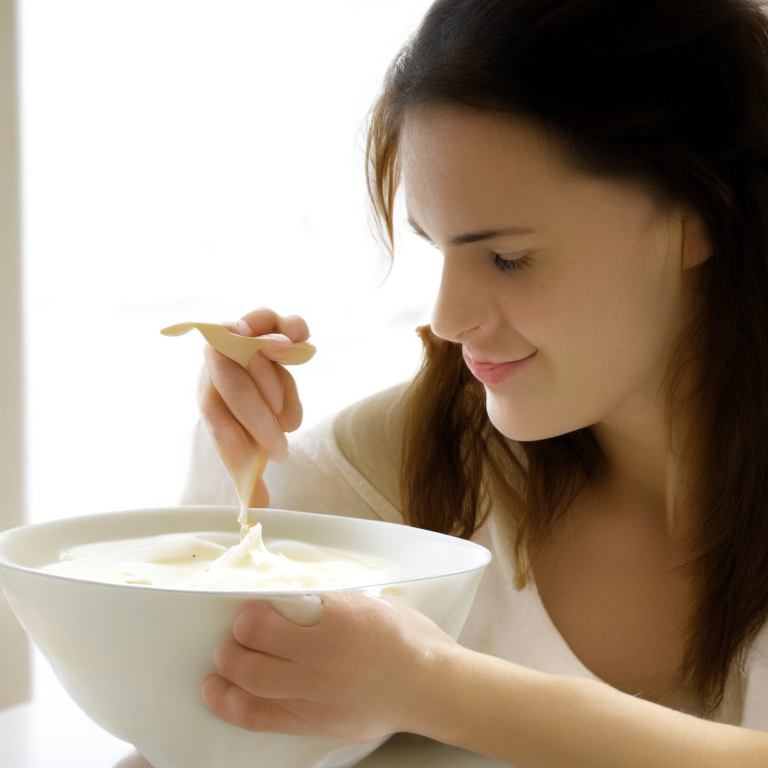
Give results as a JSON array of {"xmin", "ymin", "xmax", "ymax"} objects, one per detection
[
  {"xmin": 400, "ymin": 105, "xmax": 580, "ymax": 227},
  {"xmin": 401, "ymin": 104, "xmax": 566, "ymax": 178},
  {"xmin": 399, "ymin": 104, "xmax": 662, "ymax": 237}
]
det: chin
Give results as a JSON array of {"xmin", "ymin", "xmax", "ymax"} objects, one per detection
[{"xmin": 485, "ymin": 394, "xmax": 579, "ymax": 442}]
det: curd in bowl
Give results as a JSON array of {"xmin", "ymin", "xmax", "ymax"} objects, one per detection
[{"xmin": 0, "ymin": 506, "xmax": 491, "ymax": 768}]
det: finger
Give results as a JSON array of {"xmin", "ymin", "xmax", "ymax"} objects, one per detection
[
  {"xmin": 201, "ymin": 675, "xmax": 330, "ymax": 736},
  {"xmin": 197, "ymin": 371, "xmax": 264, "ymax": 474},
  {"xmin": 232, "ymin": 600, "xmax": 309, "ymax": 660},
  {"xmin": 245, "ymin": 350, "xmax": 284, "ymax": 415},
  {"xmin": 204, "ymin": 346, "xmax": 288, "ymax": 461},
  {"xmin": 215, "ymin": 324, "xmax": 295, "ymax": 417},
  {"xmin": 279, "ymin": 314, "xmax": 311, "ymax": 343},
  {"xmin": 237, "ymin": 309, "xmax": 310, "ymax": 342},
  {"xmin": 214, "ymin": 639, "xmax": 302, "ymax": 700},
  {"xmin": 198, "ymin": 366, "xmax": 271, "ymax": 508},
  {"xmin": 221, "ymin": 319, "xmax": 256, "ymax": 337},
  {"xmin": 274, "ymin": 365, "xmax": 303, "ymax": 433}
]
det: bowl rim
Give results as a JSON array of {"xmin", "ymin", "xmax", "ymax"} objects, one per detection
[{"xmin": 0, "ymin": 505, "xmax": 493, "ymax": 596}]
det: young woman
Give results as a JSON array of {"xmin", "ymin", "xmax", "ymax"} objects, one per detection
[{"xmin": 184, "ymin": 0, "xmax": 768, "ymax": 764}]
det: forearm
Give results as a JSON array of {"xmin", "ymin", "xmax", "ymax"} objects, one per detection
[{"xmin": 417, "ymin": 645, "xmax": 768, "ymax": 768}]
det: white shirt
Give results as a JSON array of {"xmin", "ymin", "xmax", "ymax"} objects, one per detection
[{"xmin": 182, "ymin": 383, "xmax": 768, "ymax": 732}]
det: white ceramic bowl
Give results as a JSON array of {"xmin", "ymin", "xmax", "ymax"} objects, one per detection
[{"xmin": 0, "ymin": 506, "xmax": 491, "ymax": 768}]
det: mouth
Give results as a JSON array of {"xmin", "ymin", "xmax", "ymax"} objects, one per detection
[
  {"xmin": 462, "ymin": 349, "xmax": 537, "ymax": 385},
  {"xmin": 463, "ymin": 347, "xmax": 537, "ymax": 366}
]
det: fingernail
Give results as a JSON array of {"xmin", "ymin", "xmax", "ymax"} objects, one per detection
[
  {"xmin": 235, "ymin": 320, "xmax": 252, "ymax": 336},
  {"xmin": 267, "ymin": 595, "xmax": 323, "ymax": 626}
]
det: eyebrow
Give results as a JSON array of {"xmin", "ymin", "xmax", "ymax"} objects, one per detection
[{"xmin": 407, "ymin": 216, "xmax": 537, "ymax": 245}]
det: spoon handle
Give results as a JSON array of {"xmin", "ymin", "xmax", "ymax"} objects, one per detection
[
  {"xmin": 237, "ymin": 442, "xmax": 269, "ymax": 539},
  {"xmin": 160, "ymin": 322, "xmax": 316, "ymax": 367}
]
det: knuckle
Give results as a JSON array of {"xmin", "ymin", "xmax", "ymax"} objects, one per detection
[
  {"xmin": 233, "ymin": 600, "xmax": 271, "ymax": 644},
  {"xmin": 244, "ymin": 306, "xmax": 270, "ymax": 318},
  {"xmin": 197, "ymin": 382, "xmax": 217, "ymax": 415},
  {"xmin": 201, "ymin": 674, "xmax": 227, "ymax": 711},
  {"xmin": 283, "ymin": 314, "xmax": 310, "ymax": 340},
  {"xmin": 244, "ymin": 701, "xmax": 284, "ymax": 734},
  {"xmin": 243, "ymin": 307, "xmax": 279, "ymax": 328},
  {"xmin": 214, "ymin": 639, "xmax": 242, "ymax": 677}
]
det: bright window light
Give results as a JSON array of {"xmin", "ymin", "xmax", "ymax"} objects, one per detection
[{"xmin": 20, "ymin": 0, "xmax": 441, "ymax": 523}]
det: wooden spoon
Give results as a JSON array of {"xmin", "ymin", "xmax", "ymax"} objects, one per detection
[
  {"xmin": 162, "ymin": 321, "xmax": 316, "ymax": 537},
  {"xmin": 160, "ymin": 321, "xmax": 316, "ymax": 367}
]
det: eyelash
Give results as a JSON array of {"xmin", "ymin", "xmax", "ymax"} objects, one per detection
[{"xmin": 493, "ymin": 253, "xmax": 532, "ymax": 273}]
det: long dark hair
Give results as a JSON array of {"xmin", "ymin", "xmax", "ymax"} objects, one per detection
[{"xmin": 366, "ymin": 0, "xmax": 768, "ymax": 714}]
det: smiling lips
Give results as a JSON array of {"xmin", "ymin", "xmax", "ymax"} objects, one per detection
[{"xmin": 462, "ymin": 349, "xmax": 537, "ymax": 385}]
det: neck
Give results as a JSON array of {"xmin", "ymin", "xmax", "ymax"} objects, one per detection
[{"xmin": 589, "ymin": 399, "xmax": 691, "ymax": 541}]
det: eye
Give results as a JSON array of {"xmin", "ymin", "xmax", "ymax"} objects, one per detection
[{"xmin": 493, "ymin": 253, "xmax": 533, "ymax": 273}]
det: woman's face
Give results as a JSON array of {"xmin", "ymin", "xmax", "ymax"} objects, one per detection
[{"xmin": 401, "ymin": 105, "xmax": 706, "ymax": 442}]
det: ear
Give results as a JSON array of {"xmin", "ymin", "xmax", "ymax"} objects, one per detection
[{"xmin": 680, "ymin": 210, "xmax": 714, "ymax": 271}]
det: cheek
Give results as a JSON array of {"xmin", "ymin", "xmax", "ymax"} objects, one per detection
[
  {"xmin": 547, "ymin": 267, "xmax": 672, "ymax": 401},
  {"xmin": 485, "ymin": 263, "xmax": 674, "ymax": 440},
  {"xmin": 544, "ymin": 253, "xmax": 663, "ymax": 357}
]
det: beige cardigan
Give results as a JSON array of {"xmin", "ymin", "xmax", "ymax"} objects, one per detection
[{"xmin": 182, "ymin": 382, "xmax": 768, "ymax": 733}]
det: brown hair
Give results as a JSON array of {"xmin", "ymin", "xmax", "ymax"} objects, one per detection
[{"xmin": 365, "ymin": 0, "xmax": 768, "ymax": 713}]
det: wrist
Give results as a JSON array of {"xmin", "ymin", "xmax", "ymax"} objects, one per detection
[{"xmin": 398, "ymin": 638, "xmax": 472, "ymax": 743}]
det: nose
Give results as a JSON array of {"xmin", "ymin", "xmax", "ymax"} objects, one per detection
[{"xmin": 430, "ymin": 254, "xmax": 489, "ymax": 343}]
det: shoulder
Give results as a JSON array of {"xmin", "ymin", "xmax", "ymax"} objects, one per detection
[
  {"xmin": 333, "ymin": 381, "xmax": 410, "ymax": 468},
  {"xmin": 328, "ymin": 381, "xmax": 410, "ymax": 521},
  {"xmin": 259, "ymin": 382, "xmax": 411, "ymax": 525}
]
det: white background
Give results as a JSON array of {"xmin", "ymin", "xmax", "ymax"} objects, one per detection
[{"xmin": 19, "ymin": 0, "xmax": 442, "ymax": 524}]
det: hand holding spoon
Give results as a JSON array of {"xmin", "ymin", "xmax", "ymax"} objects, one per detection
[{"xmin": 162, "ymin": 321, "xmax": 316, "ymax": 537}]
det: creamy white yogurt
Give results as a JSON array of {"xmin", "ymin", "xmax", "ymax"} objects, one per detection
[{"xmin": 42, "ymin": 523, "xmax": 393, "ymax": 590}]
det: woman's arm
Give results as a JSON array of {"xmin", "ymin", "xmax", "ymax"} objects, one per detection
[
  {"xmin": 428, "ymin": 644, "xmax": 768, "ymax": 768},
  {"xmin": 202, "ymin": 591, "xmax": 768, "ymax": 768}
]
